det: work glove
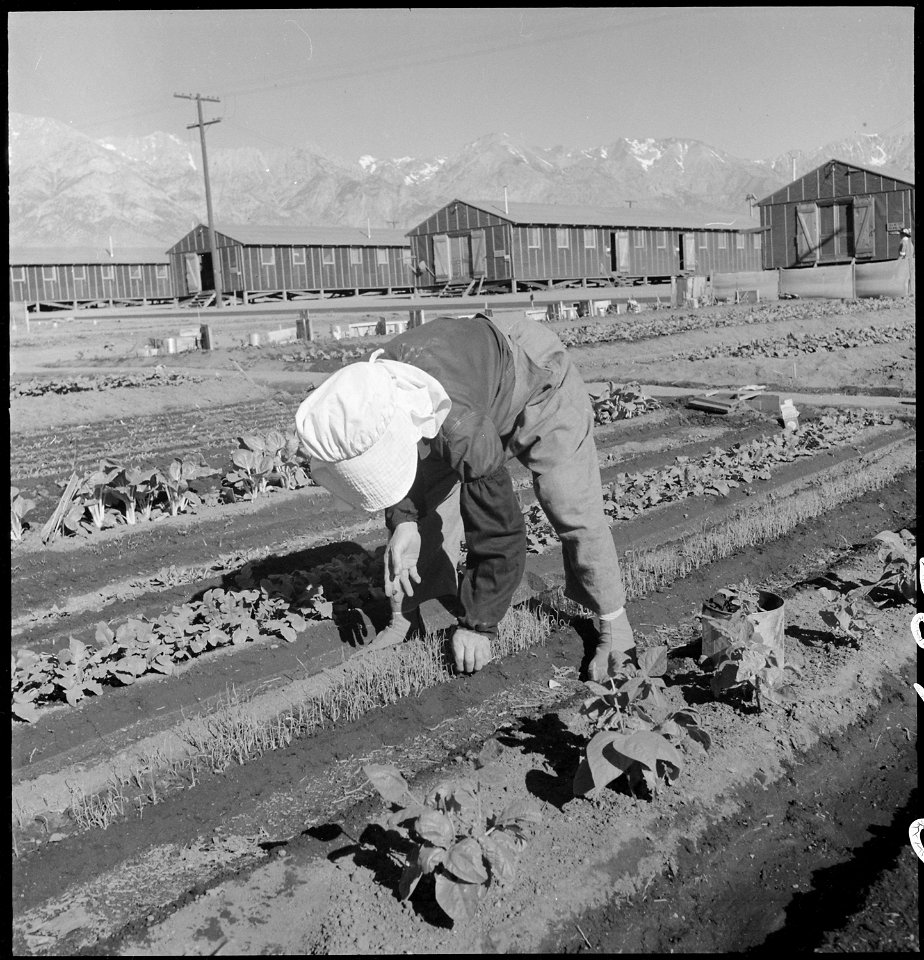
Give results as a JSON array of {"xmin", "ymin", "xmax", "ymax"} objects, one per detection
[
  {"xmin": 385, "ymin": 522, "xmax": 422, "ymax": 603},
  {"xmin": 587, "ymin": 609, "xmax": 637, "ymax": 683},
  {"xmin": 452, "ymin": 627, "xmax": 493, "ymax": 674}
]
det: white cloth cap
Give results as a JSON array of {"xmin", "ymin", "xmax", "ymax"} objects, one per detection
[{"xmin": 295, "ymin": 350, "xmax": 451, "ymax": 512}]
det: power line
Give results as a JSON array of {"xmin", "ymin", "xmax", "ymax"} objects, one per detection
[{"xmin": 221, "ymin": 9, "xmax": 685, "ymax": 100}]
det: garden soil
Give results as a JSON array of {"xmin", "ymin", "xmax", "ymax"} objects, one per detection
[{"xmin": 10, "ymin": 297, "xmax": 918, "ymax": 955}]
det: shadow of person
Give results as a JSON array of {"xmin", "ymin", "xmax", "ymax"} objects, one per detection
[{"xmin": 497, "ymin": 713, "xmax": 587, "ymax": 810}]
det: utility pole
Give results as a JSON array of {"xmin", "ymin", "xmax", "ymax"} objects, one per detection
[{"xmin": 174, "ymin": 92, "xmax": 224, "ymax": 309}]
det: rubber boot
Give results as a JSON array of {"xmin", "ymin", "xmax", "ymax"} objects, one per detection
[
  {"xmin": 586, "ymin": 613, "xmax": 638, "ymax": 682},
  {"xmin": 369, "ymin": 605, "xmax": 423, "ymax": 651}
]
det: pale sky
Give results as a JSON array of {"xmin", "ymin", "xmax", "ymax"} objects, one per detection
[{"xmin": 8, "ymin": 7, "xmax": 915, "ymax": 162}]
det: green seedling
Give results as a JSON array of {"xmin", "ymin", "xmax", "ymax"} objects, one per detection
[
  {"xmin": 162, "ymin": 458, "xmax": 216, "ymax": 516},
  {"xmin": 79, "ymin": 459, "xmax": 122, "ymax": 530},
  {"xmin": 364, "ymin": 745, "xmax": 541, "ymax": 925},
  {"xmin": 10, "ymin": 487, "xmax": 36, "ymax": 541}
]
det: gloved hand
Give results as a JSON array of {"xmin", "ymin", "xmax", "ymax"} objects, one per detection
[
  {"xmin": 385, "ymin": 522, "xmax": 422, "ymax": 602},
  {"xmin": 452, "ymin": 627, "xmax": 493, "ymax": 674},
  {"xmin": 587, "ymin": 610, "xmax": 637, "ymax": 682}
]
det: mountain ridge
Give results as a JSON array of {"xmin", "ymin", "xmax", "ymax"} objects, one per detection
[{"xmin": 8, "ymin": 113, "xmax": 914, "ymax": 249}]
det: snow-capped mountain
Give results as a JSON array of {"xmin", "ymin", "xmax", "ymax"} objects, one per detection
[{"xmin": 8, "ymin": 113, "xmax": 914, "ymax": 248}]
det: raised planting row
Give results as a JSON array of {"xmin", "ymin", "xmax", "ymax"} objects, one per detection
[
  {"xmin": 9, "ymin": 370, "xmax": 203, "ymax": 399},
  {"xmin": 11, "ymin": 383, "xmax": 662, "ymax": 546},
  {"xmin": 648, "ymin": 322, "xmax": 914, "ymax": 363},
  {"xmin": 522, "ymin": 408, "xmax": 897, "ymax": 551},
  {"xmin": 10, "ymin": 411, "xmax": 911, "ymax": 733},
  {"xmin": 12, "ymin": 520, "xmax": 914, "ymax": 955},
  {"xmin": 555, "ymin": 297, "xmax": 912, "ymax": 349},
  {"xmin": 11, "ymin": 429, "xmax": 318, "ymax": 545},
  {"xmin": 11, "ymin": 551, "xmax": 376, "ymax": 721}
]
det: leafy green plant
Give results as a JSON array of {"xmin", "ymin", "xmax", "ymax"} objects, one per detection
[
  {"xmin": 816, "ymin": 530, "xmax": 915, "ymax": 645},
  {"xmin": 79, "ymin": 459, "xmax": 122, "ymax": 530},
  {"xmin": 871, "ymin": 529, "xmax": 916, "ymax": 604},
  {"xmin": 816, "ymin": 589, "xmax": 876, "ymax": 648},
  {"xmin": 265, "ymin": 430, "xmax": 314, "ymax": 490},
  {"xmin": 704, "ymin": 581, "xmax": 761, "ymax": 616},
  {"xmin": 11, "ymin": 574, "xmax": 314, "ymax": 721},
  {"xmin": 709, "ymin": 614, "xmax": 799, "ymax": 710},
  {"xmin": 591, "ymin": 381, "xmax": 662, "ymax": 424},
  {"xmin": 162, "ymin": 458, "xmax": 216, "ymax": 516},
  {"xmin": 108, "ymin": 466, "xmax": 162, "ymax": 525},
  {"xmin": 224, "ymin": 438, "xmax": 276, "ymax": 501},
  {"xmin": 364, "ymin": 743, "xmax": 541, "ymax": 924},
  {"xmin": 572, "ymin": 646, "xmax": 707, "ymax": 799},
  {"xmin": 10, "ymin": 487, "xmax": 36, "ymax": 541}
]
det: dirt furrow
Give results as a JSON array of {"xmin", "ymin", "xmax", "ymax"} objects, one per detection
[{"xmin": 12, "ymin": 527, "xmax": 914, "ymax": 956}]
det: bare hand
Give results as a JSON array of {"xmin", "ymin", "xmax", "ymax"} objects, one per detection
[
  {"xmin": 452, "ymin": 627, "xmax": 492, "ymax": 674},
  {"xmin": 385, "ymin": 522, "xmax": 422, "ymax": 602}
]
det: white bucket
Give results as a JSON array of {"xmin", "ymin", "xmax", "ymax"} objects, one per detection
[
  {"xmin": 780, "ymin": 398, "xmax": 799, "ymax": 431},
  {"xmin": 249, "ymin": 333, "xmax": 261, "ymax": 347},
  {"xmin": 701, "ymin": 590, "xmax": 786, "ymax": 671}
]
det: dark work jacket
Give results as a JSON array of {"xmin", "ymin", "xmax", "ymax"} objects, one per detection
[{"xmin": 382, "ymin": 315, "xmax": 527, "ymax": 636}]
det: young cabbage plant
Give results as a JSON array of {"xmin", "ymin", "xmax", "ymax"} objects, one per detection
[
  {"xmin": 224, "ymin": 437, "xmax": 276, "ymax": 502},
  {"xmin": 364, "ymin": 743, "xmax": 541, "ymax": 925},
  {"xmin": 163, "ymin": 458, "xmax": 216, "ymax": 516},
  {"xmin": 10, "ymin": 487, "xmax": 36, "ymax": 541},
  {"xmin": 80, "ymin": 459, "xmax": 122, "ymax": 530},
  {"xmin": 275, "ymin": 431, "xmax": 313, "ymax": 489},
  {"xmin": 108, "ymin": 466, "xmax": 158, "ymax": 524},
  {"xmin": 133, "ymin": 468, "xmax": 164, "ymax": 522}
]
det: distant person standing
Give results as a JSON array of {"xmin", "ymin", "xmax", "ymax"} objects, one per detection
[{"xmin": 898, "ymin": 228, "xmax": 914, "ymax": 295}]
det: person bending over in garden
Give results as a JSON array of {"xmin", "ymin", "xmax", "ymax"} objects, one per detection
[{"xmin": 295, "ymin": 312, "xmax": 633, "ymax": 680}]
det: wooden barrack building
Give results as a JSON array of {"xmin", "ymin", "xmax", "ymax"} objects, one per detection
[
  {"xmin": 757, "ymin": 158, "xmax": 915, "ymax": 268},
  {"xmin": 9, "ymin": 247, "xmax": 175, "ymax": 311},
  {"xmin": 167, "ymin": 223, "xmax": 415, "ymax": 303},
  {"xmin": 407, "ymin": 199, "xmax": 764, "ymax": 294}
]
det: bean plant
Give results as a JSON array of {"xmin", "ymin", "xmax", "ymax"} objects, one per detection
[
  {"xmin": 573, "ymin": 647, "xmax": 710, "ymax": 799},
  {"xmin": 364, "ymin": 742, "xmax": 541, "ymax": 924}
]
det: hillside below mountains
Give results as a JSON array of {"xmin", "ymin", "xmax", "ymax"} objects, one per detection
[{"xmin": 8, "ymin": 113, "xmax": 914, "ymax": 249}]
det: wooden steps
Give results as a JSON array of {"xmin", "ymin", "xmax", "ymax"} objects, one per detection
[{"xmin": 183, "ymin": 291, "xmax": 215, "ymax": 309}]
